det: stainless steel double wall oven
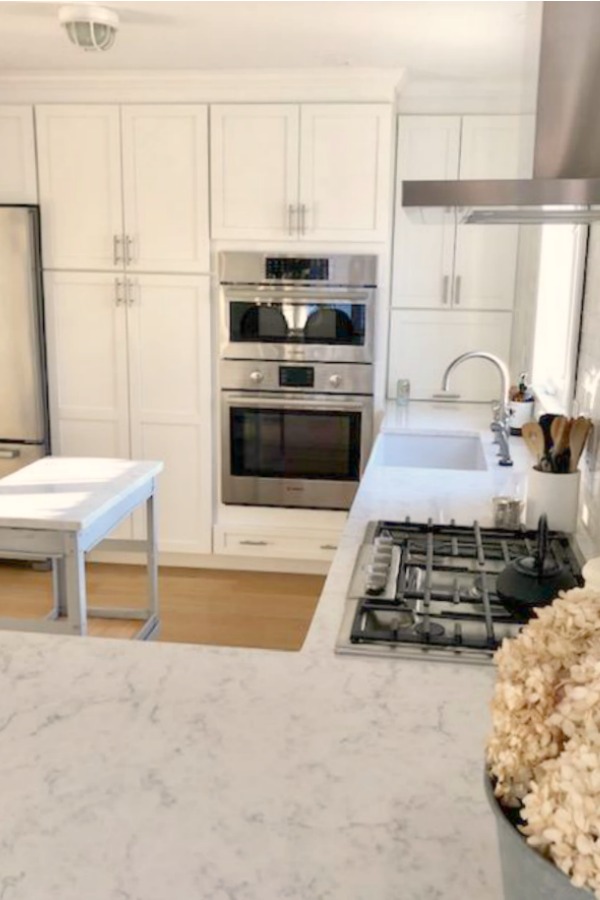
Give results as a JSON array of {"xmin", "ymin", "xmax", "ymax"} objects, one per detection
[{"xmin": 219, "ymin": 252, "xmax": 376, "ymax": 510}]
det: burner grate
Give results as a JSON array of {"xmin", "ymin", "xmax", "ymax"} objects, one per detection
[{"xmin": 347, "ymin": 519, "xmax": 584, "ymax": 658}]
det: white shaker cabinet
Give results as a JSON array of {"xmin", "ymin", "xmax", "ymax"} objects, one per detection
[
  {"xmin": 393, "ymin": 114, "xmax": 522, "ymax": 311},
  {"xmin": 0, "ymin": 106, "xmax": 38, "ymax": 204},
  {"xmin": 36, "ymin": 104, "xmax": 210, "ymax": 273},
  {"xmin": 44, "ymin": 272, "xmax": 212, "ymax": 554},
  {"xmin": 210, "ymin": 103, "xmax": 392, "ymax": 242},
  {"xmin": 387, "ymin": 309, "xmax": 513, "ymax": 402}
]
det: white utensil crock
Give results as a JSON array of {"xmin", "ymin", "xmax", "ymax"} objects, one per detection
[{"xmin": 525, "ymin": 469, "xmax": 580, "ymax": 533}]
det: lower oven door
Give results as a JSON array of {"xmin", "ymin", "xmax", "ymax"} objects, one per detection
[{"xmin": 221, "ymin": 392, "xmax": 373, "ymax": 510}]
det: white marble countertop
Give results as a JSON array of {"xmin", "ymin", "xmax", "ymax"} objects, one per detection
[
  {"xmin": 0, "ymin": 457, "xmax": 163, "ymax": 531},
  {"xmin": 0, "ymin": 404, "xmax": 533, "ymax": 900}
]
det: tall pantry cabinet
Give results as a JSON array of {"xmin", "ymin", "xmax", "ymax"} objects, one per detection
[
  {"xmin": 389, "ymin": 115, "xmax": 525, "ymax": 402},
  {"xmin": 37, "ymin": 105, "xmax": 212, "ymax": 554}
]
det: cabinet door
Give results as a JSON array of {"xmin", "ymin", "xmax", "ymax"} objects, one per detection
[
  {"xmin": 0, "ymin": 106, "xmax": 37, "ymax": 203},
  {"xmin": 36, "ymin": 106, "xmax": 123, "ymax": 271},
  {"xmin": 44, "ymin": 272, "xmax": 130, "ymax": 459},
  {"xmin": 126, "ymin": 274, "xmax": 212, "ymax": 554},
  {"xmin": 299, "ymin": 104, "xmax": 392, "ymax": 241},
  {"xmin": 121, "ymin": 106, "xmax": 209, "ymax": 274},
  {"xmin": 392, "ymin": 116, "xmax": 460, "ymax": 308},
  {"xmin": 210, "ymin": 104, "xmax": 300, "ymax": 240},
  {"xmin": 453, "ymin": 116, "xmax": 522, "ymax": 311},
  {"xmin": 387, "ymin": 309, "xmax": 512, "ymax": 402}
]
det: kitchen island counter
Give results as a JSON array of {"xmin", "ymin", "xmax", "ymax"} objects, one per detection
[{"xmin": 0, "ymin": 403, "xmax": 528, "ymax": 900}]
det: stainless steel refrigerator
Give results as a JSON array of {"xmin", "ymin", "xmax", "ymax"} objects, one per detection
[{"xmin": 0, "ymin": 206, "xmax": 49, "ymax": 478}]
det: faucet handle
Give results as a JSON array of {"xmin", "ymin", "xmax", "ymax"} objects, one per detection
[{"xmin": 491, "ymin": 400, "xmax": 502, "ymax": 422}]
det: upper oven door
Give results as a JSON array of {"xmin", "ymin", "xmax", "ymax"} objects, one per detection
[{"xmin": 220, "ymin": 286, "xmax": 374, "ymax": 363}]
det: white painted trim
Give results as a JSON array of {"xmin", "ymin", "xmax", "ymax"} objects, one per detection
[
  {"xmin": 0, "ymin": 68, "xmax": 405, "ymax": 104},
  {"xmin": 88, "ymin": 548, "xmax": 330, "ymax": 575},
  {"xmin": 396, "ymin": 77, "xmax": 532, "ymax": 116}
]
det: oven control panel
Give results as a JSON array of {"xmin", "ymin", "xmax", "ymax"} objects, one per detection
[
  {"xmin": 265, "ymin": 257, "xmax": 329, "ymax": 281},
  {"xmin": 220, "ymin": 359, "xmax": 373, "ymax": 395}
]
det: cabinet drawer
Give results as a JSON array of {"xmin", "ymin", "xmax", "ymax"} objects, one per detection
[{"xmin": 214, "ymin": 527, "xmax": 339, "ymax": 561}]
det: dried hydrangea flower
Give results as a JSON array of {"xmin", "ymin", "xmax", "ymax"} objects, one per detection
[{"xmin": 486, "ymin": 588, "xmax": 600, "ymax": 897}]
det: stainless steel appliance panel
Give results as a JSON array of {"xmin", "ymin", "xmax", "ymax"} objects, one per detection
[
  {"xmin": 219, "ymin": 252, "xmax": 377, "ymax": 287},
  {"xmin": 219, "ymin": 252, "xmax": 377, "ymax": 364},
  {"xmin": 0, "ymin": 442, "xmax": 46, "ymax": 479},
  {"xmin": 220, "ymin": 359, "xmax": 373, "ymax": 395},
  {"xmin": 0, "ymin": 207, "xmax": 47, "ymax": 442}
]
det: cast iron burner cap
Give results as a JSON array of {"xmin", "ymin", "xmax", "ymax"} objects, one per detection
[{"xmin": 415, "ymin": 621, "xmax": 445, "ymax": 638}]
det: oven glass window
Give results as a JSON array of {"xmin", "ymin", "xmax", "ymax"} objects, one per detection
[
  {"xmin": 231, "ymin": 408, "xmax": 361, "ymax": 480},
  {"xmin": 229, "ymin": 302, "xmax": 366, "ymax": 346}
]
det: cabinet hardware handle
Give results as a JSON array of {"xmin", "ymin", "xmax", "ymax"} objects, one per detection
[
  {"xmin": 113, "ymin": 235, "xmax": 122, "ymax": 266},
  {"xmin": 454, "ymin": 275, "xmax": 462, "ymax": 306},
  {"xmin": 442, "ymin": 275, "xmax": 450, "ymax": 305},
  {"xmin": 0, "ymin": 449, "xmax": 19, "ymax": 459},
  {"xmin": 320, "ymin": 544, "xmax": 337, "ymax": 550},
  {"xmin": 288, "ymin": 205, "xmax": 297, "ymax": 236},
  {"xmin": 125, "ymin": 234, "xmax": 134, "ymax": 265},
  {"xmin": 115, "ymin": 278, "xmax": 125, "ymax": 306},
  {"xmin": 299, "ymin": 203, "xmax": 307, "ymax": 235},
  {"xmin": 239, "ymin": 540, "xmax": 269, "ymax": 546},
  {"xmin": 126, "ymin": 278, "xmax": 138, "ymax": 305}
]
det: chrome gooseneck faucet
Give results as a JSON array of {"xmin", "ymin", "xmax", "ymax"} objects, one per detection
[{"xmin": 440, "ymin": 351, "xmax": 513, "ymax": 467}]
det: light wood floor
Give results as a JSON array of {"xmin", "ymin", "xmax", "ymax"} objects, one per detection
[{"xmin": 0, "ymin": 562, "xmax": 325, "ymax": 651}]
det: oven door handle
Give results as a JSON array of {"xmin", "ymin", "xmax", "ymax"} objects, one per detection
[
  {"xmin": 223, "ymin": 288, "xmax": 371, "ymax": 304},
  {"xmin": 223, "ymin": 393, "xmax": 370, "ymax": 412}
]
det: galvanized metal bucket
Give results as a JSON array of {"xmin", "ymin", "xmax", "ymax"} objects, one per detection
[{"xmin": 484, "ymin": 772, "xmax": 591, "ymax": 899}]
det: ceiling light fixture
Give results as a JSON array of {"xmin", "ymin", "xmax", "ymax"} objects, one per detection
[{"xmin": 59, "ymin": 4, "xmax": 119, "ymax": 52}]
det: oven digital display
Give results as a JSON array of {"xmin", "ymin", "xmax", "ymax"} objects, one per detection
[
  {"xmin": 265, "ymin": 257, "xmax": 329, "ymax": 281},
  {"xmin": 279, "ymin": 366, "xmax": 314, "ymax": 388}
]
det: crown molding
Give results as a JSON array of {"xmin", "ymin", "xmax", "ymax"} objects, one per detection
[{"xmin": 0, "ymin": 68, "xmax": 406, "ymax": 103}]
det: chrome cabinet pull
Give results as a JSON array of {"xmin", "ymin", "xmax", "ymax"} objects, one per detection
[
  {"xmin": 320, "ymin": 544, "xmax": 337, "ymax": 551},
  {"xmin": 299, "ymin": 203, "xmax": 307, "ymax": 235},
  {"xmin": 0, "ymin": 448, "xmax": 20, "ymax": 459},
  {"xmin": 454, "ymin": 275, "xmax": 462, "ymax": 305},
  {"xmin": 126, "ymin": 278, "xmax": 137, "ymax": 305},
  {"xmin": 287, "ymin": 204, "xmax": 297, "ymax": 236},
  {"xmin": 442, "ymin": 275, "xmax": 450, "ymax": 305},
  {"xmin": 125, "ymin": 234, "xmax": 134, "ymax": 265},
  {"xmin": 113, "ymin": 234, "xmax": 122, "ymax": 266},
  {"xmin": 114, "ymin": 278, "xmax": 125, "ymax": 306},
  {"xmin": 239, "ymin": 540, "xmax": 269, "ymax": 547}
]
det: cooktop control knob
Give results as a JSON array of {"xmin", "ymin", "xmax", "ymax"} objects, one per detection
[
  {"xmin": 329, "ymin": 374, "xmax": 342, "ymax": 388},
  {"xmin": 249, "ymin": 370, "xmax": 264, "ymax": 384}
]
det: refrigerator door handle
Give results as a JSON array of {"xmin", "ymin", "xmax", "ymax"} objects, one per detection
[{"xmin": 0, "ymin": 448, "xmax": 20, "ymax": 459}]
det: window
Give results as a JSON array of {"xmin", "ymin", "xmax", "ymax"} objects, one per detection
[{"xmin": 530, "ymin": 224, "xmax": 587, "ymax": 413}]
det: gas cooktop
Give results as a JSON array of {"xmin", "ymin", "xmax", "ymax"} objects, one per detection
[{"xmin": 335, "ymin": 519, "xmax": 584, "ymax": 664}]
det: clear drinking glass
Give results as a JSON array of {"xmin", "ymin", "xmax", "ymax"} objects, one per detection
[{"xmin": 396, "ymin": 378, "xmax": 410, "ymax": 407}]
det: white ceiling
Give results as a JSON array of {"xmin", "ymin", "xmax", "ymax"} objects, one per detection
[{"xmin": 0, "ymin": 1, "xmax": 539, "ymax": 84}]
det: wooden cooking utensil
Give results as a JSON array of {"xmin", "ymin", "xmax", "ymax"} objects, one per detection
[
  {"xmin": 521, "ymin": 422, "xmax": 546, "ymax": 465},
  {"xmin": 569, "ymin": 417, "xmax": 593, "ymax": 471},
  {"xmin": 550, "ymin": 416, "xmax": 572, "ymax": 472}
]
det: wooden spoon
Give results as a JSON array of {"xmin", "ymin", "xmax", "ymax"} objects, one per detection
[
  {"xmin": 551, "ymin": 416, "xmax": 572, "ymax": 472},
  {"xmin": 569, "ymin": 417, "xmax": 593, "ymax": 471},
  {"xmin": 521, "ymin": 422, "xmax": 546, "ymax": 464}
]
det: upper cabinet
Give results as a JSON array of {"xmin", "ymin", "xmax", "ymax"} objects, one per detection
[
  {"xmin": 210, "ymin": 103, "xmax": 392, "ymax": 242},
  {"xmin": 0, "ymin": 106, "xmax": 38, "ymax": 204},
  {"xmin": 392, "ymin": 114, "xmax": 524, "ymax": 311},
  {"xmin": 36, "ymin": 104, "xmax": 210, "ymax": 273}
]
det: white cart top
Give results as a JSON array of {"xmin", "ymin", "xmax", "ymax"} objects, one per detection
[{"xmin": 0, "ymin": 457, "xmax": 163, "ymax": 531}]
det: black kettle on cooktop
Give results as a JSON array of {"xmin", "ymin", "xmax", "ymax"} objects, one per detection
[{"xmin": 496, "ymin": 514, "xmax": 578, "ymax": 621}]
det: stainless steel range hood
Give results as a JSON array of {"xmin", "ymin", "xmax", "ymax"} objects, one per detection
[{"xmin": 402, "ymin": 3, "xmax": 600, "ymax": 225}]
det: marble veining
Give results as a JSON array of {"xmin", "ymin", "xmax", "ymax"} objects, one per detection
[{"xmin": 0, "ymin": 404, "xmax": 527, "ymax": 900}]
